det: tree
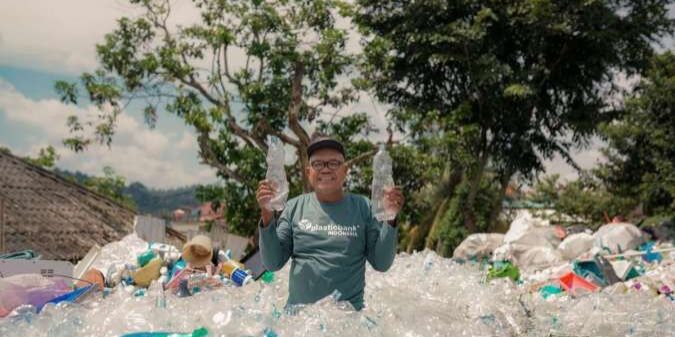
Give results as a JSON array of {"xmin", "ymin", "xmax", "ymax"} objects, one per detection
[
  {"xmin": 83, "ymin": 166, "xmax": 137, "ymax": 210},
  {"xmin": 23, "ymin": 146, "xmax": 60, "ymax": 168},
  {"xmin": 430, "ymin": 174, "xmax": 500, "ymax": 256},
  {"xmin": 355, "ymin": 0, "xmax": 674, "ymax": 252},
  {"xmin": 528, "ymin": 174, "xmax": 635, "ymax": 227},
  {"xmin": 54, "ymin": 0, "xmax": 391, "ymax": 236},
  {"xmin": 0, "ymin": 145, "xmax": 60, "ymax": 169},
  {"xmin": 597, "ymin": 51, "xmax": 675, "ymax": 217}
]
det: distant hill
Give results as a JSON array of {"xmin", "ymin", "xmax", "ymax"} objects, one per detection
[
  {"xmin": 125, "ymin": 182, "xmax": 200, "ymax": 216},
  {"xmin": 54, "ymin": 168, "xmax": 200, "ymax": 216}
]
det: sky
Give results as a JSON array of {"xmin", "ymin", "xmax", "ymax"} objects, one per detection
[{"xmin": 0, "ymin": 1, "xmax": 672, "ymax": 189}]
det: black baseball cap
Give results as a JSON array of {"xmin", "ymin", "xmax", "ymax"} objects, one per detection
[{"xmin": 306, "ymin": 136, "xmax": 345, "ymax": 158}]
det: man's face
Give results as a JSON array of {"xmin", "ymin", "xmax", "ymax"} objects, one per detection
[{"xmin": 306, "ymin": 148, "xmax": 347, "ymax": 194}]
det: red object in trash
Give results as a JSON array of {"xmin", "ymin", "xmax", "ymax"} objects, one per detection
[{"xmin": 559, "ymin": 271, "xmax": 599, "ymax": 295}]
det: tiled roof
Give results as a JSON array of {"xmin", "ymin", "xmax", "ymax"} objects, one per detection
[{"xmin": 0, "ymin": 151, "xmax": 135, "ymax": 261}]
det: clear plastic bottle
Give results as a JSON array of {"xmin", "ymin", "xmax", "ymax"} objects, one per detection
[
  {"xmin": 423, "ymin": 253, "xmax": 434, "ymax": 272},
  {"xmin": 149, "ymin": 280, "xmax": 166, "ymax": 308},
  {"xmin": 264, "ymin": 136, "xmax": 289, "ymax": 211},
  {"xmin": 371, "ymin": 144, "xmax": 396, "ymax": 221}
]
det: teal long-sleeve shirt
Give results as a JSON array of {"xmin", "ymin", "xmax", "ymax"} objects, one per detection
[{"xmin": 259, "ymin": 192, "xmax": 398, "ymax": 310}]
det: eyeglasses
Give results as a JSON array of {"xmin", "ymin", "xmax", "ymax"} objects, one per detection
[{"xmin": 310, "ymin": 160, "xmax": 343, "ymax": 170}]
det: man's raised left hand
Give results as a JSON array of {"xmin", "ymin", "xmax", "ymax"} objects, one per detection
[{"xmin": 384, "ymin": 186, "xmax": 404, "ymax": 216}]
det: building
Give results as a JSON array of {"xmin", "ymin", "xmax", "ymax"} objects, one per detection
[
  {"xmin": 0, "ymin": 151, "xmax": 135, "ymax": 262},
  {"xmin": 168, "ymin": 202, "xmax": 250, "ymax": 260}
]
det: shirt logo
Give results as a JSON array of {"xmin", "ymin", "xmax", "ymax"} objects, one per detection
[
  {"xmin": 298, "ymin": 219, "xmax": 312, "ymax": 231},
  {"xmin": 297, "ymin": 218, "xmax": 359, "ymax": 237}
]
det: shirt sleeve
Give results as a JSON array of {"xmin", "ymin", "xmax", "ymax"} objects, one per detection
[
  {"xmin": 364, "ymin": 198, "xmax": 398, "ymax": 272},
  {"xmin": 259, "ymin": 208, "xmax": 294, "ymax": 271}
]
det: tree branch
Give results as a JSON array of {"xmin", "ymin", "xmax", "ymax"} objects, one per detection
[
  {"xmin": 215, "ymin": 47, "xmax": 229, "ymax": 98},
  {"xmin": 196, "ymin": 130, "xmax": 244, "ymax": 183},
  {"xmin": 259, "ymin": 121, "xmax": 302, "ymax": 148},
  {"xmin": 288, "ymin": 60, "xmax": 311, "ymax": 146},
  {"xmin": 346, "ymin": 148, "xmax": 377, "ymax": 168}
]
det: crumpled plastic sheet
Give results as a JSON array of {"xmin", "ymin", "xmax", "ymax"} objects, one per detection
[
  {"xmin": 90, "ymin": 234, "xmax": 150, "ymax": 273},
  {"xmin": 0, "ymin": 238, "xmax": 672, "ymax": 337}
]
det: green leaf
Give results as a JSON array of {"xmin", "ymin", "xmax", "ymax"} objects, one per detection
[{"xmin": 504, "ymin": 84, "xmax": 533, "ymax": 98}]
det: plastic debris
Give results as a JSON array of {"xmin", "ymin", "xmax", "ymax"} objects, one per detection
[
  {"xmin": 493, "ymin": 213, "xmax": 563, "ymax": 270},
  {"xmin": 593, "ymin": 222, "xmax": 645, "ymax": 254},
  {"xmin": 611, "ymin": 260, "xmax": 641, "ymax": 281},
  {"xmin": 539, "ymin": 284, "xmax": 563, "ymax": 299},
  {"xmin": 559, "ymin": 271, "xmax": 599, "ymax": 296},
  {"xmin": 573, "ymin": 259, "xmax": 607, "ymax": 285},
  {"xmin": 41, "ymin": 285, "xmax": 96, "ymax": 311},
  {"xmin": 453, "ymin": 233, "xmax": 504, "ymax": 260},
  {"xmin": 572, "ymin": 255, "xmax": 623, "ymax": 287},
  {"xmin": 0, "ymin": 250, "xmax": 40, "ymax": 260},
  {"xmin": 558, "ymin": 232, "xmax": 594, "ymax": 260},
  {"xmin": 182, "ymin": 235, "xmax": 213, "ymax": 267},
  {"xmin": 132, "ymin": 258, "xmax": 162, "ymax": 288},
  {"xmin": 136, "ymin": 250, "xmax": 156, "ymax": 268},
  {"xmin": 640, "ymin": 242, "xmax": 664, "ymax": 263},
  {"xmin": 487, "ymin": 261, "xmax": 520, "ymax": 281},
  {"xmin": 1, "ymin": 232, "xmax": 672, "ymax": 337},
  {"xmin": 0, "ymin": 274, "xmax": 71, "ymax": 317},
  {"xmin": 120, "ymin": 327, "xmax": 208, "ymax": 337},
  {"xmin": 260, "ymin": 271, "xmax": 275, "ymax": 284}
]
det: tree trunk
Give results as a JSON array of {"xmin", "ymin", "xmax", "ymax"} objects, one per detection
[
  {"xmin": 298, "ymin": 145, "xmax": 311, "ymax": 192},
  {"xmin": 487, "ymin": 170, "xmax": 513, "ymax": 232},
  {"xmin": 424, "ymin": 197, "xmax": 449, "ymax": 250},
  {"xmin": 422, "ymin": 167, "xmax": 463, "ymax": 251},
  {"xmin": 463, "ymin": 152, "xmax": 489, "ymax": 233}
]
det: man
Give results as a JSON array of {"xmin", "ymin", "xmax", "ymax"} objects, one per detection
[{"xmin": 256, "ymin": 135, "xmax": 404, "ymax": 310}]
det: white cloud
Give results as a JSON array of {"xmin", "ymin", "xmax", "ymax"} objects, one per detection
[
  {"xmin": 176, "ymin": 131, "xmax": 196, "ymax": 150},
  {"xmin": 0, "ymin": 79, "xmax": 216, "ymax": 188},
  {"xmin": 0, "ymin": 79, "xmax": 81, "ymax": 139},
  {"xmin": 0, "ymin": 0, "xmax": 201, "ymax": 74}
]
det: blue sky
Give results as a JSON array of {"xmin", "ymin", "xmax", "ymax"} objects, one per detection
[{"xmin": 0, "ymin": 1, "xmax": 672, "ymax": 188}]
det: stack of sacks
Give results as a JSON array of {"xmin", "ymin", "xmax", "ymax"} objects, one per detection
[
  {"xmin": 593, "ymin": 222, "xmax": 646, "ymax": 254},
  {"xmin": 493, "ymin": 212, "xmax": 563, "ymax": 271},
  {"xmin": 453, "ymin": 233, "xmax": 504, "ymax": 260},
  {"xmin": 558, "ymin": 233, "xmax": 595, "ymax": 260}
]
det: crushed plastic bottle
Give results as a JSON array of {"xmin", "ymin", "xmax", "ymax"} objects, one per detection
[
  {"xmin": 423, "ymin": 252, "xmax": 434, "ymax": 272},
  {"xmin": 371, "ymin": 144, "xmax": 396, "ymax": 221},
  {"xmin": 177, "ymin": 279, "xmax": 191, "ymax": 298},
  {"xmin": 264, "ymin": 136, "xmax": 289, "ymax": 211},
  {"xmin": 148, "ymin": 281, "xmax": 165, "ymax": 309}
]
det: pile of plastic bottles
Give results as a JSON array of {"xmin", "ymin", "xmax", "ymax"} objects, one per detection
[{"xmin": 1, "ymin": 236, "xmax": 672, "ymax": 337}]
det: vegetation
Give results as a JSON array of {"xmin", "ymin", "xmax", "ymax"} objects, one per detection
[
  {"xmin": 24, "ymin": 146, "xmax": 60, "ymax": 168},
  {"xmin": 51, "ymin": 0, "xmax": 675, "ymax": 254},
  {"xmin": 54, "ymin": 0, "xmax": 388, "ymax": 236},
  {"xmin": 596, "ymin": 51, "xmax": 675, "ymax": 218},
  {"xmin": 56, "ymin": 168, "xmax": 200, "ymax": 215},
  {"xmin": 527, "ymin": 174, "xmax": 635, "ymax": 228},
  {"xmin": 528, "ymin": 53, "xmax": 675, "ymax": 229},
  {"xmin": 354, "ymin": 0, "xmax": 674, "ymax": 252}
]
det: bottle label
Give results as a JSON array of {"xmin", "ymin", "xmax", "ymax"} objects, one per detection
[{"xmin": 231, "ymin": 269, "xmax": 250, "ymax": 286}]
